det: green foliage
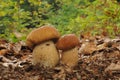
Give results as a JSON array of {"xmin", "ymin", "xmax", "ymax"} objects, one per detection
[
  {"xmin": 0, "ymin": 0, "xmax": 120, "ymax": 42},
  {"xmin": 48, "ymin": 0, "xmax": 120, "ymax": 36}
]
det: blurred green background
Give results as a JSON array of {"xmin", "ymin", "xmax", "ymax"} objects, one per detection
[{"xmin": 0, "ymin": 0, "xmax": 120, "ymax": 42}]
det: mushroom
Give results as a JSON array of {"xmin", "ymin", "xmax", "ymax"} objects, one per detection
[
  {"xmin": 56, "ymin": 34, "xmax": 80, "ymax": 67},
  {"xmin": 26, "ymin": 25, "xmax": 60, "ymax": 68}
]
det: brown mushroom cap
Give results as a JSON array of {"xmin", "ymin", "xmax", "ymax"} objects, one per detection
[
  {"xmin": 26, "ymin": 25, "xmax": 60, "ymax": 48},
  {"xmin": 56, "ymin": 34, "xmax": 80, "ymax": 51}
]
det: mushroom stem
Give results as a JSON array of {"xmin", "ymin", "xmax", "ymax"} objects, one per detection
[
  {"xmin": 32, "ymin": 40, "xmax": 60, "ymax": 68},
  {"xmin": 61, "ymin": 47, "xmax": 79, "ymax": 67}
]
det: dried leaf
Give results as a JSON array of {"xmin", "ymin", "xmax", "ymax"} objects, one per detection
[
  {"xmin": 79, "ymin": 41, "xmax": 97, "ymax": 55},
  {"xmin": 0, "ymin": 39, "xmax": 8, "ymax": 44},
  {"xmin": 105, "ymin": 63, "xmax": 120, "ymax": 71},
  {"xmin": 14, "ymin": 31, "xmax": 23, "ymax": 38},
  {"xmin": 0, "ymin": 49, "xmax": 9, "ymax": 55},
  {"xmin": 12, "ymin": 42, "xmax": 22, "ymax": 55}
]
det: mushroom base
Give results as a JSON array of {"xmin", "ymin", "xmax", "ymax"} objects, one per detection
[
  {"xmin": 32, "ymin": 40, "xmax": 59, "ymax": 68},
  {"xmin": 61, "ymin": 47, "xmax": 79, "ymax": 67}
]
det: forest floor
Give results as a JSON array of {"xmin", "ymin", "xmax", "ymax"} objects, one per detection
[{"xmin": 0, "ymin": 35, "xmax": 120, "ymax": 80}]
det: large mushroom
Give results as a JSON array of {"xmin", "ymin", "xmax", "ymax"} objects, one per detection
[
  {"xmin": 26, "ymin": 25, "xmax": 60, "ymax": 68},
  {"xmin": 56, "ymin": 34, "xmax": 80, "ymax": 67}
]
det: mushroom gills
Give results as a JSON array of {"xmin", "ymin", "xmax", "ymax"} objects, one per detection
[
  {"xmin": 32, "ymin": 40, "xmax": 59, "ymax": 68},
  {"xmin": 61, "ymin": 47, "xmax": 79, "ymax": 67}
]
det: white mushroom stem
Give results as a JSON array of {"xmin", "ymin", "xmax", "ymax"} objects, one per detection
[
  {"xmin": 61, "ymin": 47, "xmax": 79, "ymax": 67},
  {"xmin": 32, "ymin": 40, "xmax": 60, "ymax": 68}
]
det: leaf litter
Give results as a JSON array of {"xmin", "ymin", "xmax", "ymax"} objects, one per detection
[{"xmin": 0, "ymin": 36, "xmax": 120, "ymax": 80}]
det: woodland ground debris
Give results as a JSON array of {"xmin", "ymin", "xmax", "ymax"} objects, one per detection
[{"xmin": 0, "ymin": 35, "xmax": 120, "ymax": 80}]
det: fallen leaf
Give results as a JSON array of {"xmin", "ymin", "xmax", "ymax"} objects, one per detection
[
  {"xmin": 0, "ymin": 39, "xmax": 8, "ymax": 44},
  {"xmin": 79, "ymin": 41, "xmax": 97, "ymax": 55},
  {"xmin": 105, "ymin": 63, "xmax": 120, "ymax": 72},
  {"xmin": 0, "ymin": 49, "xmax": 9, "ymax": 55},
  {"xmin": 12, "ymin": 42, "xmax": 22, "ymax": 55},
  {"xmin": 13, "ymin": 31, "xmax": 23, "ymax": 38}
]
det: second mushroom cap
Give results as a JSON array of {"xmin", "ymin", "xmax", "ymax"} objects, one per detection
[{"xmin": 56, "ymin": 34, "xmax": 80, "ymax": 51}]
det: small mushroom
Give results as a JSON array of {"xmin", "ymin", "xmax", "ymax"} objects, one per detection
[
  {"xmin": 56, "ymin": 34, "xmax": 80, "ymax": 67},
  {"xmin": 26, "ymin": 25, "xmax": 60, "ymax": 68}
]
